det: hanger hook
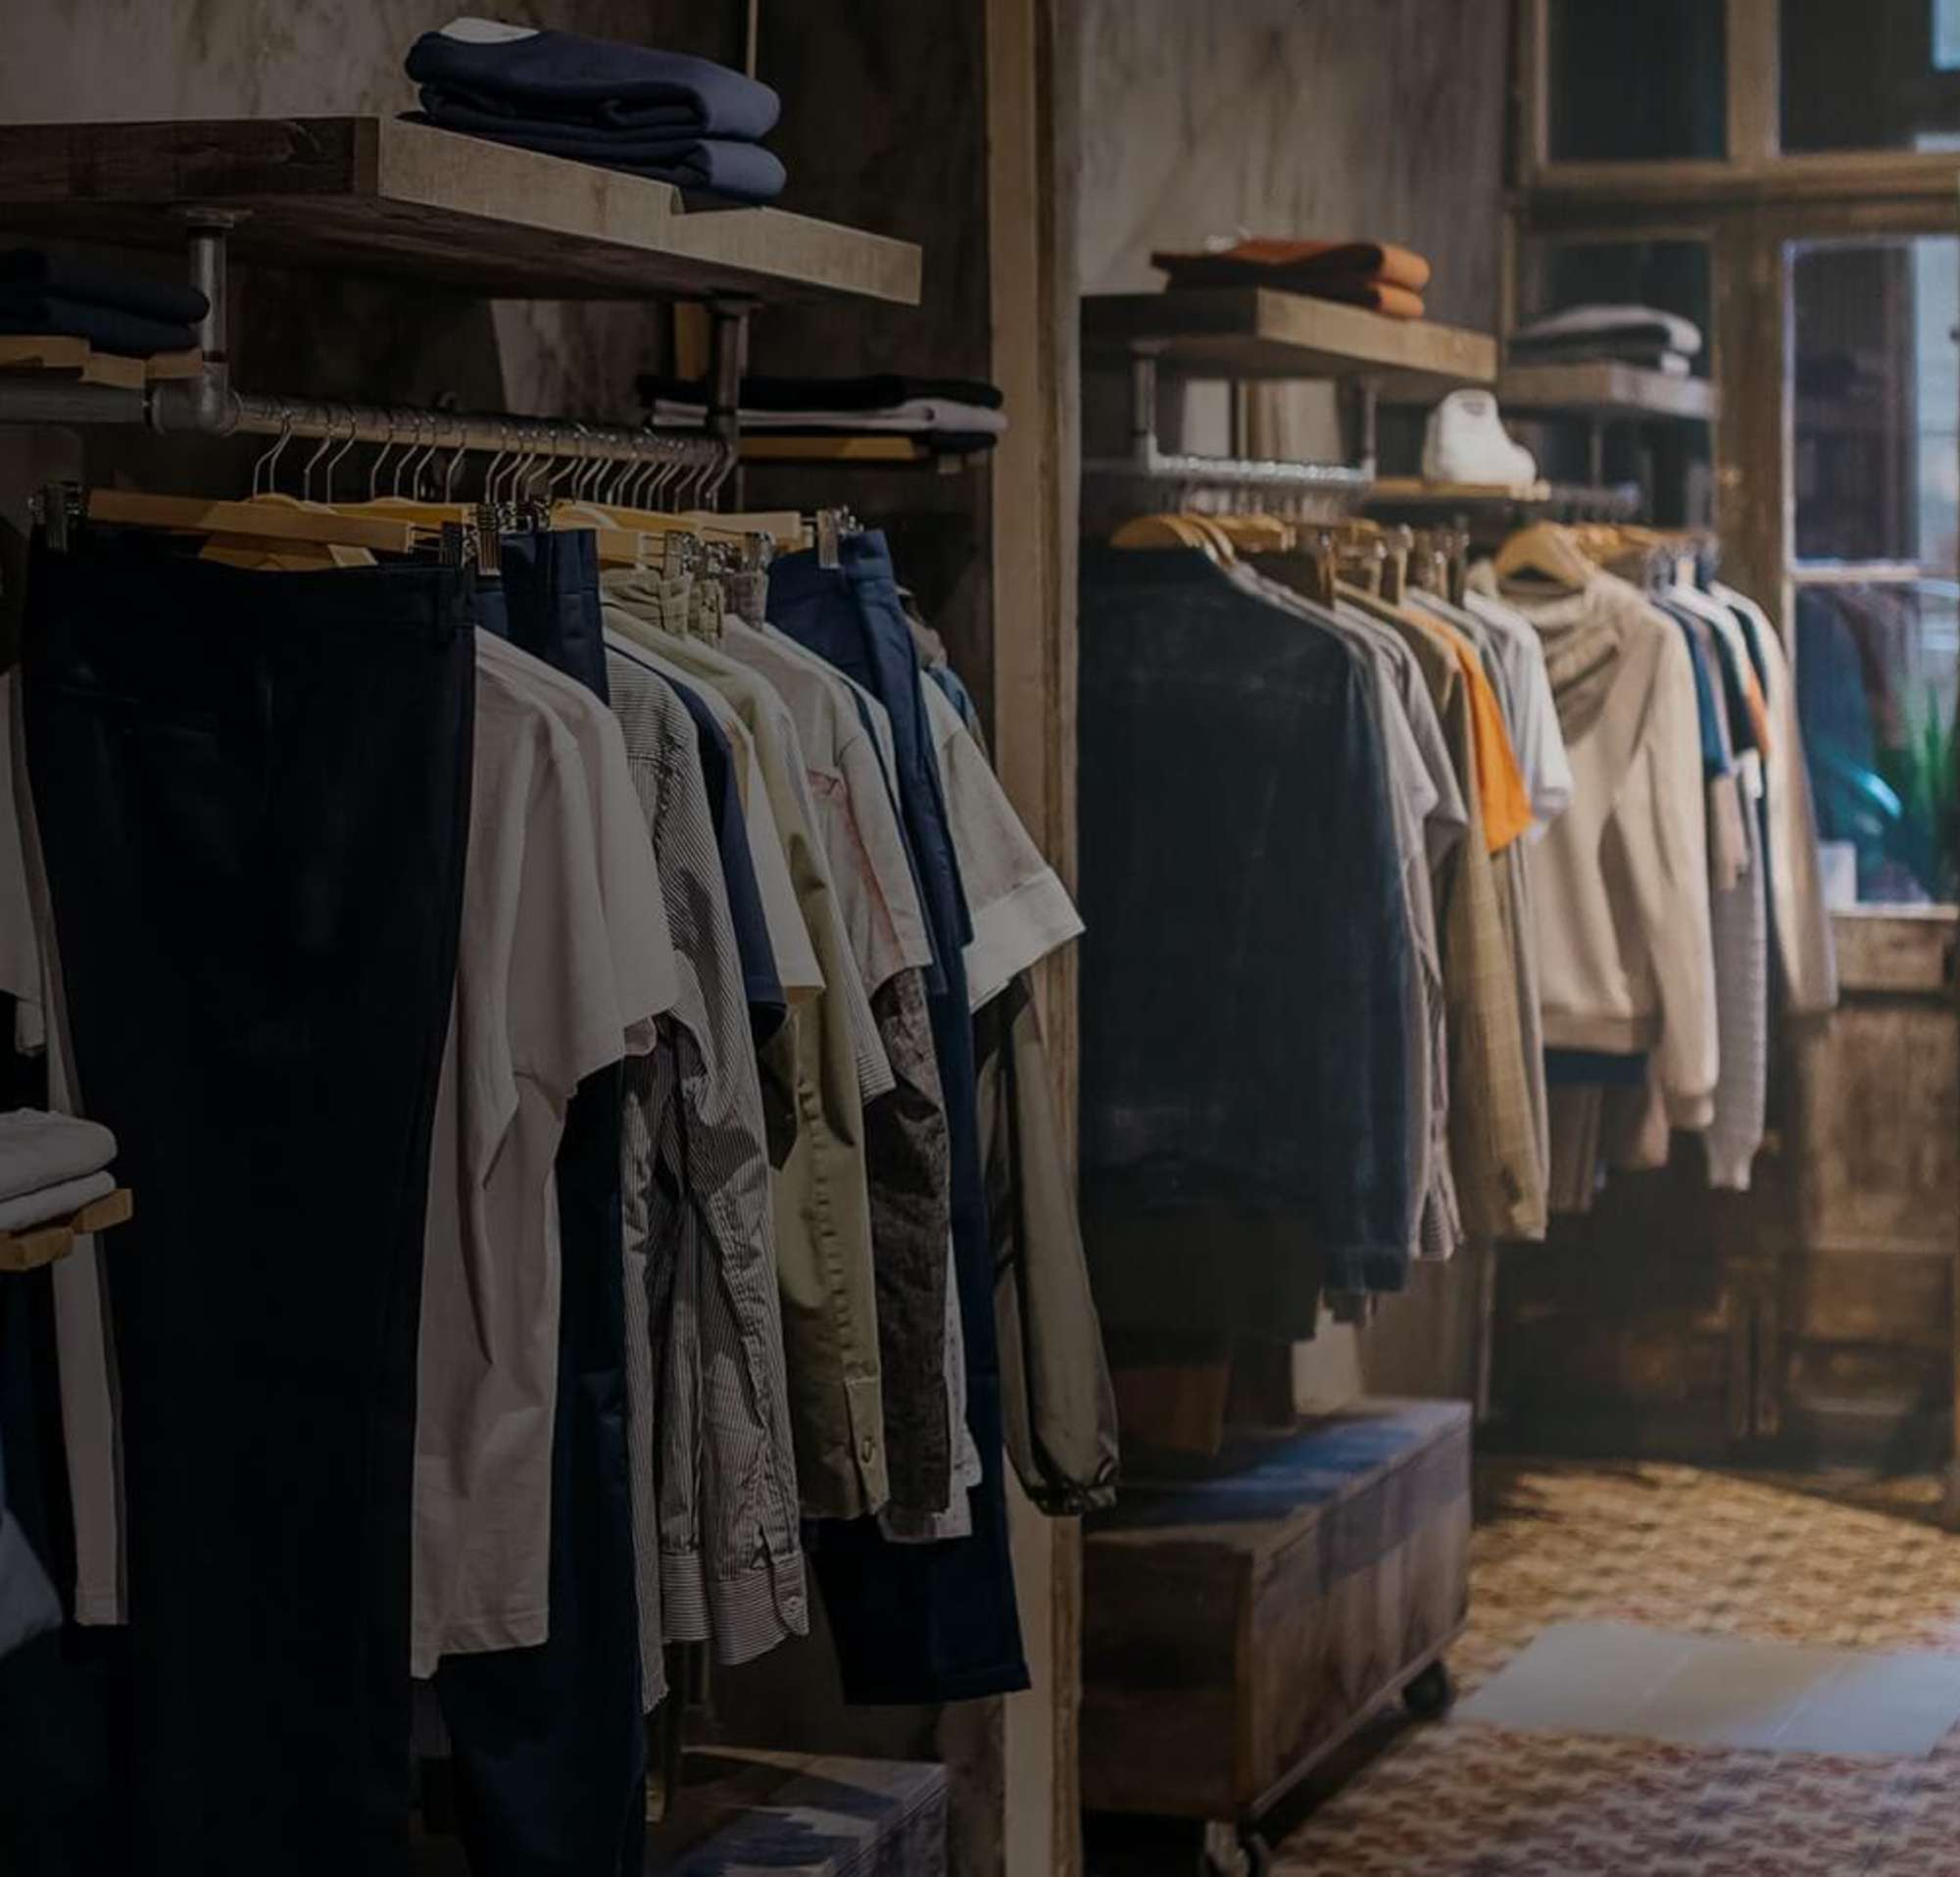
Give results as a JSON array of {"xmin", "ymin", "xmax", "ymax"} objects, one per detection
[
  {"xmin": 252, "ymin": 405, "xmax": 295, "ymax": 499},
  {"xmin": 368, "ymin": 411, "xmax": 398, "ymax": 502},
  {"xmin": 301, "ymin": 405, "xmax": 338, "ymax": 504},
  {"xmin": 322, "ymin": 406, "xmax": 360, "ymax": 505},
  {"xmin": 443, "ymin": 422, "xmax": 466, "ymax": 502},
  {"xmin": 483, "ymin": 420, "xmax": 510, "ymax": 508}
]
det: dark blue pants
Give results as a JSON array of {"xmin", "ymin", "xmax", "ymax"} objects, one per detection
[
  {"xmin": 21, "ymin": 536, "xmax": 475, "ymax": 1873},
  {"xmin": 438, "ymin": 527, "xmax": 647, "ymax": 1877},
  {"xmin": 769, "ymin": 530, "xmax": 1029, "ymax": 1704}
]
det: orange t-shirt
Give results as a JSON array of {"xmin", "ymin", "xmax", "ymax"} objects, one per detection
[{"xmin": 1422, "ymin": 614, "xmax": 1535, "ymax": 855}]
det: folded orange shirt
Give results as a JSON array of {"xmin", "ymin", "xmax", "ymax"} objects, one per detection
[
  {"xmin": 1294, "ymin": 276, "xmax": 1426, "ymax": 321},
  {"xmin": 1152, "ymin": 237, "xmax": 1434, "ymax": 292}
]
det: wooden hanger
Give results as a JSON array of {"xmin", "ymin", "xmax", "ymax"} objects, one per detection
[
  {"xmin": 1494, "ymin": 521, "xmax": 1596, "ymax": 592},
  {"xmin": 1111, "ymin": 514, "xmax": 1224, "ymax": 562},
  {"xmin": 86, "ymin": 488, "xmax": 420, "ymax": 554}
]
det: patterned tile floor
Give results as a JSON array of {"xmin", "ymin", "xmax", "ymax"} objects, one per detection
[{"xmin": 1267, "ymin": 1461, "xmax": 1960, "ymax": 1876}]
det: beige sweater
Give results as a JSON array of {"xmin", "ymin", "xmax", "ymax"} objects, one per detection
[{"xmin": 1501, "ymin": 573, "xmax": 1719, "ymax": 1127}]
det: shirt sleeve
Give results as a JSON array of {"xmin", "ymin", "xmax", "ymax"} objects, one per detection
[
  {"xmin": 582, "ymin": 705, "xmax": 681, "ymax": 1054},
  {"xmin": 736, "ymin": 727, "xmax": 825, "ymax": 1004},
  {"xmin": 506, "ymin": 713, "xmax": 646, "ymax": 1114},
  {"xmin": 1619, "ymin": 627, "xmax": 1719, "ymax": 1129},
  {"xmin": 920, "ymin": 680, "xmax": 1084, "ymax": 1012}
]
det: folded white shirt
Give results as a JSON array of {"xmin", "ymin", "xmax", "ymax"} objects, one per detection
[
  {"xmin": 0, "ymin": 1167, "xmax": 116, "ymax": 1234},
  {"xmin": 652, "ymin": 397, "xmax": 1007, "ymax": 436},
  {"xmin": 0, "ymin": 1110, "xmax": 118, "ymax": 1204}
]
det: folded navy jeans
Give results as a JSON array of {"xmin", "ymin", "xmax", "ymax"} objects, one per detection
[{"xmin": 406, "ymin": 27, "xmax": 779, "ymax": 140}]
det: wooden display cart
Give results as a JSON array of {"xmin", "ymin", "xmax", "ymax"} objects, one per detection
[{"xmin": 1083, "ymin": 1397, "xmax": 1471, "ymax": 1875}]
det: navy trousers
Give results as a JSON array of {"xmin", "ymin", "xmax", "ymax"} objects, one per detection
[
  {"xmin": 769, "ymin": 530, "xmax": 1029, "ymax": 1704},
  {"xmin": 21, "ymin": 535, "xmax": 475, "ymax": 1873},
  {"xmin": 438, "ymin": 526, "xmax": 648, "ymax": 1877}
]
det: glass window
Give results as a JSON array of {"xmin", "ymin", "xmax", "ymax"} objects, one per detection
[
  {"xmin": 1547, "ymin": 0, "xmax": 1726, "ymax": 163},
  {"xmin": 1790, "ymin": 236, "xmax": 1960, "ymax": 906},
  {"xmin": 1790, "ymin": 240, "xmax": 1957, "ymax": 565},
  {"xmin": 1783, "ymin": 0, "xmax": 1960, "ymax": 150}
]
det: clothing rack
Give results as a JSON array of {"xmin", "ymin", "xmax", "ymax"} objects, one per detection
[{"xmin": 0, "ymin": 212, "xmax": 741, "ymax": 492}]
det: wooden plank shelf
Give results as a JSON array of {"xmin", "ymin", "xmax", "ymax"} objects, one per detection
[
  {"xmin": 1497, "ymin": 361, "xmax": 1721, "ymax": 422},
  {"xmin": 1366, "ymin": 476, "xmax": 1643, "ymax": 520},
  {"xmin": 0, "ymin": 119, "xmax": 921, "ymax": 308},
  {"xmin": 736, "ymin": 433, "xmax": 980, "ymax": 469},
  {"xmin": 0, "ymin": 1187, "xmax": 131, "ymax": 1274},
  {"xmin": 0, "ymin": 336, "xmax": 204, "ymax": 388},
  {"xmin": 1083, "ymin": 288, "xmax": 1497, "ymax": 397}
]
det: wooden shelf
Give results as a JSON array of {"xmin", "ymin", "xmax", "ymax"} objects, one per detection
[
  {"xmin": 0, "ymin": 336, "xmax": 204, "ymax": 389},
  {"xmin": 0, "ymin": 119, "xmax": 920, "ymax": 307},
  {"xmin": 1365, "ymin": 477, "xmax": 1643, "ymax": 521},
  {"xmin": 1083, "ymin": 288, "xmax": 1497, "ymax": 397},
  {"xmin": 0, "ymin": 1187, "xmax": 131, "ymax": 1274},
  {"xmin": 737, "ymin": 433, "xmax": 981, "ymax": 468},
  {"xmin": 1497, "ymin": 361, "xmax": 1720, "ymax": 422}
]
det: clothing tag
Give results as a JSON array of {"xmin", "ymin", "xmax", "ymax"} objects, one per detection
[
  {"xmin": 438, "ymin": 17, "xmax": 541, "ymax": 44},
  {"xmin": 817, "ymin": 510, "xmax": 841, "ymax": 570}
]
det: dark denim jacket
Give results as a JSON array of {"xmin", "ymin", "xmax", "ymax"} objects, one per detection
[{"xmin": 1078, "ymin": 547, "xmax": 1414, "ymax": 1301}]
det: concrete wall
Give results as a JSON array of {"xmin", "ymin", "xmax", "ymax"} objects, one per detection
[
  {"xmin": 1072, "ymin": 0, "xmax": 1513, "ymax": 1403},
  {"xmin": 1076, "ymin": 0, "xmax": 1511, "ymax": 464}
]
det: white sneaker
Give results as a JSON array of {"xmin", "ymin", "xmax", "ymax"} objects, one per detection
[{"xmin": 1422, "ymin": 390, "xmax": 1538, "ymax": 487}]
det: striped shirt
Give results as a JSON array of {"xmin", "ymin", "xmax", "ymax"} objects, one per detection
[{"xmin": 608, "ymin": 647, "xmax": 807, "ymax": 1692}]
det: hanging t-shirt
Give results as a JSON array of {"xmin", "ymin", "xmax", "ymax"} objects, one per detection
[
  {"xmin": 411, "ymin": 641, "xmax": 675, "ymax": 1674},
  {"xmin": 917, "ymin": 679, "xmax": 1084, "ymax": 1012}
]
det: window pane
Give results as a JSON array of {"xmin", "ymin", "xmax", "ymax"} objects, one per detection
[
  {"xmin": 1547, "ymin": 0, "xmax": 1726, "ymax": 162},
  {"xmin": 1791, "ymin": 238, "xmax": 1960, "ymax": 564},
  {"xmin": 1783, "ymin": 0, "xmax": 1960, "ymax": 150},
  {"xmin": 1797, "ymin": 582, "xmax": 1960, "ymax": 904}
]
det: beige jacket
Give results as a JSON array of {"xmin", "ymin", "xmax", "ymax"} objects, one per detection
[{"xmin": 1501, "ymin": 573, "xmax": 1719, "ymax": 1128}]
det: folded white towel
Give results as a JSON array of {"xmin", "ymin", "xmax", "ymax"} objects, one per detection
[
  {"xmin": 0, "ymin": 1110, "xmax": 118, "ymax": 1203},
  {"xmin": 0, "ymin": 1168, "xmax": 116, "ymax": 1234}
]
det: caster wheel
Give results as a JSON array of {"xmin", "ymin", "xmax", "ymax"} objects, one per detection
[
  {"xmin": 1200, "ymin": 1823, "xmax": 1273, "ymax": 1876},
  {"xmin": 1402, "ymin": 1659, "xmax": 1455, "ymax": 1720}
]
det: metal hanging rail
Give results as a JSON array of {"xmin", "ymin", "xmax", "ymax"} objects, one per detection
[{"xmin": 1080, "ymin": 343, "xmax": 1373, "ymax": 502}]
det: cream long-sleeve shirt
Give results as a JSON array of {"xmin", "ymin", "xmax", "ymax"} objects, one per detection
[{"xmin": 1504, "ymin": 572, "xmax": 1720, "ymax": 1128}]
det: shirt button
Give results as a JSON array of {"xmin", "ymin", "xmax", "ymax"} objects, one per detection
[{"xmin": 859, "ymin": 1435, "xmax": 877, "ymax": 1464}]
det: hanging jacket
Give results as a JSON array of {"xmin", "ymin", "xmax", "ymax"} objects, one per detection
[{"xmin": 1492, "ymin": 570, "xmax": 1719, "ymax": 1129}]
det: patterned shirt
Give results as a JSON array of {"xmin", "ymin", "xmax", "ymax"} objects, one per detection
[{"xmin": 608, "ymin": 647, "xmax": 806, "ymax": 1692}]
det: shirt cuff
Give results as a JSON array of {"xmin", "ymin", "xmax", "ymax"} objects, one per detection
[{"xmin": 963, "ymin": 869, "xmax": 1085, "ymax": 1012}]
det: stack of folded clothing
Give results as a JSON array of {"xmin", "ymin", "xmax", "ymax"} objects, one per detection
[
  {"xmin": 0, "ymin": 1110, "xmax": 119, "ymax": 1234},
  {"xmin": 1151, "ymin": 237, "xmax": 1434, "ymax": 320},
  {"xmin": 638, "ymin": 372, "xmax": 1008, "ymax": 456},
  {"xmin": 405, "ymin": 16, "xmax": 786, "ymax": 205},
  {"xmin": 1508, "ymin": 304, "xmax": 1703, "ymax": 377},
  {"xmin": 0, "ymin": 250, "xmax": 207, "ymax": 357}
]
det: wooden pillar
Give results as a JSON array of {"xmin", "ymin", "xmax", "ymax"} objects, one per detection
[{"xmin": 987, "ymin": 0, "xmax": 1081, "ymax": 1871}]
